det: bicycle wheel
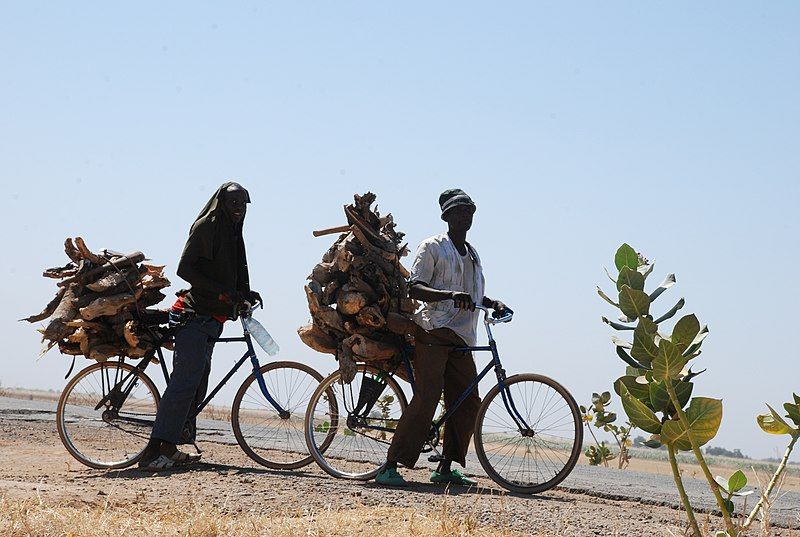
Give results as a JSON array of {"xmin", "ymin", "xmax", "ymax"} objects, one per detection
[
  {"xmin": 474, "ymin": 373, "xmax": 582, "ymax": 494},
  {"xmin": 57, "ymin": 360, "xmax": 160, "ymax": 470},
  {"xmin": 232, "ymin": 361, "xmax": 329, "ymax": 470},
  {"xmin": 305, "ymin": 364, "xmax": 407, "ymax": 480}
]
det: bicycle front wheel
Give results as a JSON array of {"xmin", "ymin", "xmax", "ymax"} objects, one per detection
[
  {"xmin": 231, "ymin": 361, "xmax": 327, "ymax": 470},
  {"xmin": 475, "ymin": 374, "xmax": 582, "ymax": 494},
  {"xmin": 57, "ymin": 360, "xmax": 160, "ymax": 470},
  {"xmin": 305, "ymin": 364, "xmax": 407, "ymax": 480}
]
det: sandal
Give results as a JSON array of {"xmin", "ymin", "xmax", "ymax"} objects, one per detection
[{"xmin": 139, "ymin": 448, "xmax": 201, "ymax": 470}]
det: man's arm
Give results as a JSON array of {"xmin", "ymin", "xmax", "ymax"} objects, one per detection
[{"xmin": 409, "ymin": 281, "xmax": 475, "ymax": 310}]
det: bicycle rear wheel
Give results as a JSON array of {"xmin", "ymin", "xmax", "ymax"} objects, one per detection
[
  {"xmin": 232, "ymin": 361, "xmax": 330, "ymax": 470},
  {"xmin": 57, "ymin": 360, "xmax": 160, "ymax": 470},
  {"xmin": 474, "ymin": 373, "xmax": 582, "ymax": 494},
  {"xmin": 305, "ymin": 364, "xmax": 407, "ymax": 480}
]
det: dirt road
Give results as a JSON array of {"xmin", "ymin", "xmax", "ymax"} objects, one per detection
[{"xmin": 1, "ymin": 395, "xmax": 797, "ymax": 536}]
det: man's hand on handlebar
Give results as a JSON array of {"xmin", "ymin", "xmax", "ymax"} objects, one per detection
[
  {"xmin": 248, "ymin": 290, "xmax": 263, "ymax": 308},
  {"xmin": 490, "ymin": 300, "xmax": 513, "ymax": 319},
  {"xmin": 450, "ymin": 291, "xmax": 476, "ymax": 311}
]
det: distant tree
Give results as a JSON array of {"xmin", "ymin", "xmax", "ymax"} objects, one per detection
[{"xmin": 704, "ymin": 446, "xmax": 750, "ymax": 459}]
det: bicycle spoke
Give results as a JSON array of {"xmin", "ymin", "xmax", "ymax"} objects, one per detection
[
  {"xmin": 477, "ymin": 375, "xmax": 581, "ymax": 493},
  {"xmin": 58, "ymin": 363, "xmax": 157, "ymax": 469},
  {"xmin": 234, "ymin": 363, "xmax": 322, "ymax": 469},
  {"xmin": 306, "ymin": 366, "xmax": 405, "ymax": 479}
]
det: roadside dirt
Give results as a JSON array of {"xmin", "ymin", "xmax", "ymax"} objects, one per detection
[{"xmin": 4, "ymin": 417, "xmax": 795, "ymax": 537}]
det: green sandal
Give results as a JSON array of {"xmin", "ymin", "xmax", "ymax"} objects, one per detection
[
  {"xmin": 430, "ymin": 468, "xmax": 477, "ymax": 486},
  {"xmin": 375, "ymin": 466, "xmax": 408, "ymax": 487}
]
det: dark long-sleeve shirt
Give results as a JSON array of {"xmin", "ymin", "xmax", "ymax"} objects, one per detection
[{"xmin": 178, "ymin": 213, "xmax": 249, "ymax": 318}]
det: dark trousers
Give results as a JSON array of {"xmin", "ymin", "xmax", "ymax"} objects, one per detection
[
  {"xmin": 151, "ymin": 315, "xmax": 223, "ymax": 445},
  {"xmin": 387, "ymin": 327, "xmax": 481, "ymax": 468}
]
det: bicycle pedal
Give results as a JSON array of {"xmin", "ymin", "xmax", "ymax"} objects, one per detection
[{"xmin": 427, "ymin": 454, "xmax": 444, "ymax": 463}]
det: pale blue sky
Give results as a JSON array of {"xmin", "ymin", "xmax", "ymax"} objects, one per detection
[{"xmin": 1, "ymin": 2, "xmax": 798, "ymax": 459}]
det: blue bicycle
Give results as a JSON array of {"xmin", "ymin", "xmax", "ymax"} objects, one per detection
[
  {"xmin": 304, "ymin": 305, "xmax": 583, "ymax": 494},
  {"xmin": 56, "ymin": 302, "xmax": 335, "ymax": 470}
]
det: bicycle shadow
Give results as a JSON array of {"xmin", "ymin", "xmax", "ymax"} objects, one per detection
[
  {"xmin": 86, "ymin": 461, "xmax": 318, "ymax": 481},
  {"xmin": 356, "ymin": 480, "xmax": 574, "ymax": 503}
]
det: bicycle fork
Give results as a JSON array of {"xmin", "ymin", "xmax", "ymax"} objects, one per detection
[{"xmin": 251, "ymin": 354, "xmax": 290, "ymax": 419}]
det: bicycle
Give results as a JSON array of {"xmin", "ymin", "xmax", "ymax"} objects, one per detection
[
  {"xmin": 57, "ymin": 301, "xmax": 336, "ymax": 470},
  {"xmin": 304, "ymin": 304, "xmax": 583, "ymax": 494}
]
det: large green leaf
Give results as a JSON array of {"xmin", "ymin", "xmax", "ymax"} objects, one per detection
[
  {"xmin": 631, "ymin": 316, "xmax": 659, "ymax": 367},
  {"xmin": 652, "ymin": 340, "xmax": 688, "ymax": 381},
  {"xmin": 614, "ymin": 375, "xmax": 650, "ymax": 402},
  {"xmin": 620, "ymin": 385, "xmax": 662, "ymax": 434},
  {"xmin": 672, "ymin": 314, "xmax": 701, "ymax": 353},
  {"xmin": 649, "ymin": 380, "xmax": 693, "ymax": 413},
  {"xmin": 757, "ymin": 404, "xmax": 797, "ymax": 436},
  {"xmin": 648, "ymin": 273, "xmax": 676, "ymax": 302},
  {"xmin": 618, "ymin": 285, "xmax": 651, "ymax": 319},
  {"xmin": 617, "ymin": 266, "xmax": 645, "ymax": 292},
  {"xmin": 615, "ymin": 243, "xmax": 639, "ymax": 272},
  {"xmin": 662, "ymin": 397, "xmax": 723, "ymax": 451}
]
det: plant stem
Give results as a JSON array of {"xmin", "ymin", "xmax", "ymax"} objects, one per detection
[
  {"xmin": 586, "ymin": 425, "xmax": 608, "ymax": 467},
  {"xmin": 665, "ymin": 382, "xmax": 737, "ymax": 536},
  {"xmin": 613, "ymin": 433, "xmax": 623, "ymax": 469},
  {"xmin": 668, "ymin": 444, "xmax": 702, "ymax": 537},
  {"xmin": 741, "ymin": 433, "xmax": 799, "ymax": 532}
]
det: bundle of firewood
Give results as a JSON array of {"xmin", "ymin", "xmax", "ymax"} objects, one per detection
[
  {"xmin": 298, "ymin": 193, "xmax": 418, "ymax": 382},
  {"xmin": 22, "ymin": 237, "xmax": 171, "ymax": 361}
]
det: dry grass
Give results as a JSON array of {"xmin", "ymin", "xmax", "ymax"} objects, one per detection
[{"xmin": 0, "ymin": 495, "xmax": 532, "ymax": 537}]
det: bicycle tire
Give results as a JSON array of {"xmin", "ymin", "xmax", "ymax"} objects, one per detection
[
  {"xmin": 57, "ymin": 360, "xmax": 160, "ymax": 470},
  {"xmin": 305, "ymin": 364, "xmax": 408, "ymax": 480},
  {"xmin": 231, "ymin": 360, "xmax": 331, "ymax": 470},
  {"xmin": 474, "ymin": 373, "xmax": 582, "ymax": 494}
]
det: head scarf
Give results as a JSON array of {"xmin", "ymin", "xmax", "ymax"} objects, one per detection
[
  {"xmin": 190, "ymin": 181, "xmax": 251, "ymax": 233},
  {"xmin": 185, "ymin": 182, "xmax": 252, "ymax": 302}
]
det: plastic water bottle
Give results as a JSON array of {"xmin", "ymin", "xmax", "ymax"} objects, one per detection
[{"xmin": 244, "ymin": 316, "xmax": 280, "ymax": 356}]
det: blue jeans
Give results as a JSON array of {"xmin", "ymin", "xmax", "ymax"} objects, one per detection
[{"xmin": 151, "ymin": 315, "xmax": 224, "ymax": 444}]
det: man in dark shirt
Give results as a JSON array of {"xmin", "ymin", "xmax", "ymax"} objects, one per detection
[{"xmin": 139, "ymin": 182, "xmax": 260, "ymax": 470}]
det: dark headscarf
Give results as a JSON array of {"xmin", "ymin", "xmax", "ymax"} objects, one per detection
[{"xmin": 190, "ymin": 181, "xmax": 251, "ymax": 231}]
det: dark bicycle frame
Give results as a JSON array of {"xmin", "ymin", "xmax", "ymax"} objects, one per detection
[
  {"xmin": 92, "ymin": 312, "xmax": 289, "ymax": 428},
  {"xmin": 359, "ymin": 305, "xmax": 534, "ymax": 443}
]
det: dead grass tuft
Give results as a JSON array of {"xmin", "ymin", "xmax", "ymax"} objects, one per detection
[{"xmin": 0, "ymin": 495, "xmax": 532, "ymax": 537}]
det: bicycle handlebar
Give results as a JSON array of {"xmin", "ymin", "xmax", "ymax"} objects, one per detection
[
  {"xmin": 237, "ymin": 298, "xmax": 263, "ymax": 317},
  {"xmin": 474, "ymin": 303, "xmax": 514, "ymax": 325}
]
